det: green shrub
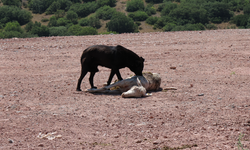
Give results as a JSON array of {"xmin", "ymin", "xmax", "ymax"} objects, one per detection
[
  {"xmin": 68, "ymin": 25, "xmax": 98, "ymax": 35},
  {"xmin": 126, "ymin": 0, "xmax": 145, "ymax": 12},
  {"xmin": 232, "ymin": 14, "xmax": 250, "ymax": 27},
  {"xmin": 49, "ymin": 26, "xmax": 70, "ymax": 36},
  {"xmin": 69, "ymin": 2, "xmax": 98, "ymax": 18},
  {"xmin": 202, "ymin": 2, "xmax": 232, "ymax": 23},
  {"xmin": 89, "ymin": 16, "xmax": 102, "ymax": 29},
  {"xmin": 57, "ymin": 18, "xmax": 68, "ymax": 26},
  {"xmin": 0, "ymin": 31, "xmax": 22, "ymax": 39},
  {"xmin": 66, "ymin": 10, "xmax": 78, "ymax": 22},
  {"xmin": 145, "ymin": 0, "xmax": 163, "ymax": 3},
  {"xmin": 99, "ymin": 31, "xmax": 118, "ymax": 35},
  {"xmin": 96, "ymin": 6, "xmax": 117, "ymax": 20},
  {"xmin": 48, "ymin": 16, "xmax": 58, "ymax": 27},
  {"xmin": 160, "ymin": 2, "xmax": 177, "ymax": 16},
  {"xmin": 46, "ymin": 1, "xmax": 61, "ymax": 14},
  {"xmin": 79, "ymin": 18, "xmax": 89, "ymax": 26},
  {"xmin": 28, "ymin": 0, "xmax": 54, "ymax": 14},
  {"xmin": 106, "ymin": 12, "xmax": 138, "ymax": 33},
  {"xmin": 41, "ymin": 18, "xmax": 49, "ymax": 22},
  {"xmin": 145, "ymin": 4, "xmax": 156, "ymax": 16},
  {"xmin": 31, "ymin": 25, "xmax": 50, "ymax": 37},
  {"xmin": 163, "ymin": 23, "xmax": 176, "ymax": 31},
  {"xmin": 97, "ymin": 0, "xmax": 116, "ymax": 7},
  {"xmin": 171, "ymin": 25, "xmax": 185, "ymax": 31},
  {"xmin": 128, "ymin": 11, "xmax": 149, "ymax": 21},
  {"xmin": 0, "ymin": 6, "xmax": 32, "ymax": 25},
  {"xmin": 1, "ymin": 0, "xmax": 22, "ymax": 7},
  {"xmin": 146, "ymin": 16, "xmax": 158, "ymax": 25},
  {"xmin": 4, "ymin": 21, "xmax": 24, "ymax": 33},
  {"xmin": 206, "ymin": 24, "xmax": 218, "ymax": 30},
  {"xmin": 244, "ymin": 4, "xmax": 250, "ymax": 15}
]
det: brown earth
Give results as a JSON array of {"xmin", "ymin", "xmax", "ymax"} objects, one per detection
[{"xmin": 0, "ymin": 30, "xmax": 250, "ymax": 150}]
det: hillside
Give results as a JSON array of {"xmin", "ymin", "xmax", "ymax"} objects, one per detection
[{"xmin": 1, "ymin": 0, "xmax": 250, "ymax": 38}]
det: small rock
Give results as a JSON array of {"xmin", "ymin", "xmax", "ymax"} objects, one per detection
[
  {"xmin": 38, "ymin": 143, "xmax": 44, "ymax": 147},
  {"xmin": 135, "ymin": 139, "xmax": 142, "ymax": 143},
  {"xmin": 197, "ymin": 93, "xmax": 204, "ymax": 96},
  {"xmin": 8, "ymin": 139, "xmax": 14, "ymax": 143},
  {"xmin": 170, "ymin": 66, "xmax": 176, "ymax": 69},
  {"xmin": 153, "ymin": 139, "xmax": 161, "ymax": 145}
]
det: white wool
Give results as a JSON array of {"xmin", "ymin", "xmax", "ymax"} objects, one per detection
[{"xmin": 121, "ymin": 78, "xmax": 146, "ymax": 98}]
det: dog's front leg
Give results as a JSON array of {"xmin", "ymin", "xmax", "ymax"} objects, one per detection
[{"xmin": 107, "ymin": 69, "xmax": 116, "ymax": 85}]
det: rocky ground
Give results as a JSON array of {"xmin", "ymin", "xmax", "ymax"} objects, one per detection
[{"xmin": 0, "ymin": 30, "xmax": 250, "ymax": 149}]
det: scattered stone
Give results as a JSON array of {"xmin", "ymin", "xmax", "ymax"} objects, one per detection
[
  {"xmin": 170, "ymin": 66, "xmax": 176, "ymax": 69},
  {"xmin": 153, "ymin": 139, "xmax": 161, "ymax": 145},
  {"xmin": 135, "ymin": 139, "xmax": 142, "ymax": 143},
  {"xmin": 197, "ymin": 93, "xmax": 204, "ymax": 96},
  {"xmin": 163, "ymin": 87, "xmax": 177, "ymax": 90},
  {"xmin": 8, "ymin": 139, "xmax": 14, "ymax": 143},
  {"xmin": 38, "ymin": 143, "xmax": 44, "ymax": 147}
]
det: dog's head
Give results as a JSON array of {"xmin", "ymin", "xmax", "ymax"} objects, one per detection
[{"xmin": 130, "ymin": 57, "xmax": 144, "ymax": 76}]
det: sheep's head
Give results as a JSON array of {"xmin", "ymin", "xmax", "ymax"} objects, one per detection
[{"xmin": 121, "ymin": 78, "xmax": 146, "ymax": 98}]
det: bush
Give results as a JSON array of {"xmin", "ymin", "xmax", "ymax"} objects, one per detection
[
  {"xmin": 48, "ymin": 16, "xmax": 58, "ymax": 27},
  {"xmin": 89, "ymin": 16, "xmax": 102, "ymax": 29},
  {"xmin": 46, "ymin": 1, "xmax": 61, "ymax": 14},
  {"xmin": 41, "ymin": 18, "xmax": 49, "ymax": 22},
  {"xmin": 79, "ymin": 18, "xmax": 89, "ymax": 26},
  {"xmin": 28, "ymin": 0, "xmax": 54, "ymax": 14},
  {"xmin": 126, "ymin": 0, "xmax": 145, "ymax": 12},
  {"xmin": 154, "ymin": 17, "xmax": 165, "ymax": 29},
  {"xmin": 96, "ymin": 6, "xmax": 117, "ymax": 20},
  {"xmin": 69, "ymin": 2, "xmax": 98, "ymax": 18},
  {"xmin": 30, "ymin": 22, "xmax": 50, "ymax": 37},
  {"xmin": 0, "ymin": 31, "xmax": 22, "ymax": 39},
  {"xmin": 4, "ymin": 21, "xmax": 24, "ymax": 33},
  {"xmin": 243, "ymin": 4, "xmax": 250, "ymax": 15},
  {"xmin": 145, "ymin": 4, "xmax": 156, "ymax": 16},
  {"xmin": 128, "ymin": 11, "xmax": 149, "ymax": 21},
  {"xmin": 49, "ymin": 26, "xmax": 70, "ymax": 36},
  {"xmin": 231, "ymin": 14, "xmax": 250, "ymax": 27},
  {"xmin": 146, "ymin": 16, "xmax": 159, "ymax": 25},
  {"xmin": 202, "ymin": 2, "xmax": 232, "ymax": 23},
  {"xmin": 145, "ymin": 0, "xmax": 163, "ymax": 3},
  {"xmin": 171, "ymin": 25, "xmax": 185, "ymax": 31},
  {"xmin": 97, "ymin": 0, "xmax": 116, "ymax": 7},
  {"xmin": 57, "ymin": 18, "xmax": 68, "ymax": 26},
  {"xmin": 0, "ymin": 6, "xmax": 32, "ymax": 25},
  {"xmin": 99, "ymin": 31, "xmax": 118, "ymax": 35},
  {"xmin": 1, "ymin": 0, "xmax": 22, "ymax": 7},
  {"xmin": 66, "ymin": 10, "xmax": 78, "ymax": 22},
  {"xmin": 106, "ymin": 12, "xmax": 138, "ymax": 33},
  {"xmin": 54, "ymin": 10, "xmax": 65, "ymax": 19},
  {"xmin": 68, "ymin": 25, "xmax": 98, "ymax": 35},
  {"xmin": 160, "ymin": 2, "xmax": 177, "ymax": 16},
  {"xmin": 162, "ymin": 23, "xmax": 176, "ymax": 31},
  {"xmin": 206, "ymin": 24, "xmax": 218, "ymax": 30}
]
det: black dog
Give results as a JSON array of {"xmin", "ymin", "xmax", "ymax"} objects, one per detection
[{"xmin": 76, "ymin": 45, "xmax": 144, "ymax": 91}]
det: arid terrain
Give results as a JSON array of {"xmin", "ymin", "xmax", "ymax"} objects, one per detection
[{"xmin": 0, "ymin": 30, "xmax": 250, "ymax": 149}]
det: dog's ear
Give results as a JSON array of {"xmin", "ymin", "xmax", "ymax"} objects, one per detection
[{"xmin": 140, "ymin": 57, "xmax": 145, "ymax": 62}]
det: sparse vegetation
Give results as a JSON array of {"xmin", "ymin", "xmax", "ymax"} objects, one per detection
[{"xmin": 1, "ymin": 0, "xmax": 250, "ymax": 38}]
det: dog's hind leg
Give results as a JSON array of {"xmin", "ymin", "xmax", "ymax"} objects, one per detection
[
  {"xmin": 76, "ymin": 68, "xmax": 88, "ymax": 91},
  {"xmin": 89, "ymin": 71, "xmax": 97, "ymax": 89},
  {"xmin": 115, "ymin": 70, "xmax": 123, "ymax": 81}
]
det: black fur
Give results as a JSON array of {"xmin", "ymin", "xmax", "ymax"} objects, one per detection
[{"xmin": 76, "ymin": 45, "xmax": 144, "ymax": 91}]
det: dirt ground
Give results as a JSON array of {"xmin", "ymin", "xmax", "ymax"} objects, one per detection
[{"xmin": 0, "ymin": 30, "xmax": 250, "ymax": 150}]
